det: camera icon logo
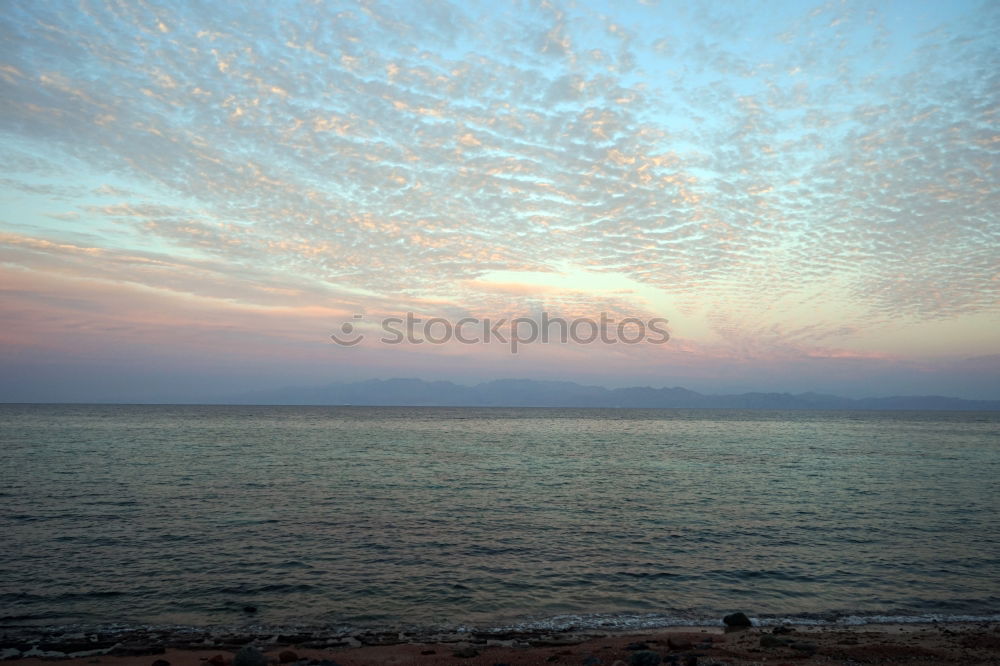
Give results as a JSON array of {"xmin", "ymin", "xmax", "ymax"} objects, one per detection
[{"xmin": 330, "ymin": 314, "xmax": 364, "ymax": 346}]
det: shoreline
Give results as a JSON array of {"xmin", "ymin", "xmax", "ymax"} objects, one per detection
[{"xmin": 4, "ymin": 621, "xmax": 1000, "ymax": 665}]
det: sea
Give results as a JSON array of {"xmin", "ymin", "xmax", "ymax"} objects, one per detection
[{"xmin": 1, "ymin": 404, "xmax": 998, "ymax": 637}]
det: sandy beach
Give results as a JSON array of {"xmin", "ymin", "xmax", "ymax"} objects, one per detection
[{"xmin": 6, "ymin": 622, "xmax": 1000, "ymax": 666}]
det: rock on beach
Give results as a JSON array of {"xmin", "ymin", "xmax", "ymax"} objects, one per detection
[
  {"xmin": 232, "ymin": 647, "xmax": 266, "ymax": 666},
  {"xmin": 722, "ymin": 612, "xmax": 753, "ymax": 628}
]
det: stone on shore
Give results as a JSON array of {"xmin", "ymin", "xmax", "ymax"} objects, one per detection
[
  {"xmin": 722, "ymin": 612, "xmax": 752, "ymax": 628},
  {"xmin": 628, "ymin": 651, "xmax": 661, "ymax": 666},
  {"xmin": 760, "ymin": 634, "xmax": 790, "ymax": 648},
  {"xmin": 233, "ymin": 646, "xmax": 266, "ymax": 666},
  {"xmin": 111, "ymin": 644, "xmax": 166, "ymax": 657}
]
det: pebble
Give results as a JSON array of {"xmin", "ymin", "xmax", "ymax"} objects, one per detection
[
  {"xmin": 233, "ymin": 646, "xmax": 266, "ymax": 666},
  {"xmin": 628, "ymin": 650, "xmax": 661, "ymax": 666},
  {"xmin": 760, "ymin": 634, "xmax": 790, "ymax": 648},
  {"xmin": 790, "ymin": 641, "xmax": 817, "ymax": 654}
]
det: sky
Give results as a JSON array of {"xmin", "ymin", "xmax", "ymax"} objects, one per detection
[{"xmin": 0, "ymin": 0, "xmax": 998, "ymax": 402}]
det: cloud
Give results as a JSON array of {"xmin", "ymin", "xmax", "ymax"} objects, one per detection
[{"xmin": 0, "ymin": 0, "xmax": 996, "ymax": 373}]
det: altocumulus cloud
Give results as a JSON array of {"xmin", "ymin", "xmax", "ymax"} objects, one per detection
[{"xmin": 0, "ymin": 0, "xmax": 997, "ymax": 369}]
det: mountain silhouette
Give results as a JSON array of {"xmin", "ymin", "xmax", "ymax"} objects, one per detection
[{"xmin": 227, "ymin": 378, "xmax": 1000, "ymax": 410}]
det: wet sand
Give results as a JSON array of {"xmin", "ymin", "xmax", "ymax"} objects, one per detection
[{"xmin": 7, "ymin": 622, "xmax": 1000, "ymax": 665}]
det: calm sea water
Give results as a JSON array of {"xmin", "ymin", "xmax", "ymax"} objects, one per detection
[{"xmin": 1, "ymin": 405, "xmax": 998, "ymax": 633}]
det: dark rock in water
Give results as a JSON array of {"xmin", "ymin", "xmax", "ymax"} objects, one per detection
[
  {"xmin": 206, "ymin": 654, "xmax": 226, "ymax": 666},
  {"xmin": 278, "ymin": 650, "xmax": 298, "ymax": 663},
  {"xmin": 452, "ymin": 646, "xmax": 479, "ymax": 658},
  {"xmin": 722, "ymin": 612, "xmax": 752, "ymax": 628},
  {"xmin": 790, "ymin": 641, "xmax": 817, "ymax": 654},
  {"xmin": 628, "ymin": 650, "xmax": 661, "ymax": 666},
  {"xmin": 772, "ymin": 625, "xmax": 794, "ymax": 634},
  {"xmin": 233, "ymin": 646, "xmax": 266, "ymax": 666},
  {"xmin": 242, "ymin": 606, "xmax": 258, "ymax": 614},
  {"xmin": 625, "ymin": 642, "xmax": 649, "ymax": 651},
  {"xmin": 760, "ymin": 634, "xmax": 790, "ymax": 648},
  {"xmin": 151, "ymin": 660, "xmax": 170, "ymax": 666}
]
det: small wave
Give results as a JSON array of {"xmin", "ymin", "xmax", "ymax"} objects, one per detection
[
  {"xmin": 0, "ymin": 590, "xmax": 125, "ymax": 603},
  {"xmin": 783, "ymin": 613, "xmax": 1000, "ymax": 626},
  {"xmin": 466, "ymin": 610, "xmax": 1000, "ymax": 633},
  {"xmin": 275, "ymin": 560, "xmax": 314, "ymax": 570},
  {"xmin": 0, "ymin": 611, "xmax": 67, "ymax": 622},
  {"xmin": 5, "ymin": 610, "xmax": 1000, "ymax": 644},
  {"xmin": 211, "ymin": 583, "xmax": 315, "ymax": 595}
]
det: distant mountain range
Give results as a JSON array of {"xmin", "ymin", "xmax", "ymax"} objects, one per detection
[{"xmin": 227, "ymin": 378, "xmax": 1000, "ymax": 410}]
